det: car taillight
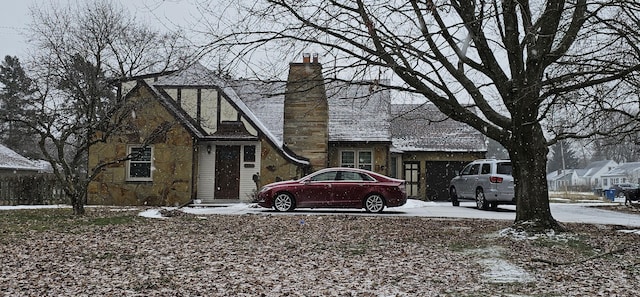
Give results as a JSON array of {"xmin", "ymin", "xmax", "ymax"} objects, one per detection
[{"xmin": 489, "ymin": 176, "xmax": 503, "ymax": 183}]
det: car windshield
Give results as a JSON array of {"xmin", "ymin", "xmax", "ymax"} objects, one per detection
[{"xmin": 497, "ymin": 162, "xmax": 512, "ymax": 175}]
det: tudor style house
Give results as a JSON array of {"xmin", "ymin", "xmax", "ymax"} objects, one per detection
[{"xmin": 87, "ymin": 54, "xmax": 486, "ymax": 205}]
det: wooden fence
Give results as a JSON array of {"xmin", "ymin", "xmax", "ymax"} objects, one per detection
[{"xmin": 0, "ymin": 175, "xmax": 67, "ymax": 206}]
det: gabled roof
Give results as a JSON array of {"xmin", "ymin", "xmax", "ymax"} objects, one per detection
[
  {"xmin": 390, "ymin": 103, "xmax": 487, "ymax": 152},
  {"xmin": 154, "ymin": 63, "xmax": 225, "ymax": 87},
  {"xmin": 123, "ymin": 65, "xmax": 309, "ymax": 166},
  {"xmin": 579, "ymin": 160, "xmax": 617, "ymax": 178},
  {"xmin": 547, "ymin": 169, "xmax": 576, "ymax": 181},
  {"xmin": 602, "ymin": 162, "xmax": 640, "ymax": 177},
  {"xmin": 0, "ymin": 144, "xmax": 40, "ymax": 171}
]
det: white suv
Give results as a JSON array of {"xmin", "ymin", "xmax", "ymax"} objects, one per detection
[{"xmin": 449, "ymin": 159, "xmax": 515, "ymax": 209}]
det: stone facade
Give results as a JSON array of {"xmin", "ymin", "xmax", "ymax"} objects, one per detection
[
  {"xmin": 88, "ymin": 83, "xmax": 194, "ymax": 206},
  {"xmin": 283, "ymin": 54, "xmax": 329, "ymax": 171}
]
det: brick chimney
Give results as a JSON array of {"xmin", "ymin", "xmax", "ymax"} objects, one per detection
[{"xmin": 283, "ymin": 53, "xmax": 328, "ymax": 170}]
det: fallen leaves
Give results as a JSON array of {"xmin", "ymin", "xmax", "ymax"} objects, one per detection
[{"xmin": 0, "ymin": 208, "xmax": 639, "ymax": 296}]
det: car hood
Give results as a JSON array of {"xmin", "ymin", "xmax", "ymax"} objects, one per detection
[{"xmin": 263, "ymin": 180, "xmax": 300, "ymax": 188}]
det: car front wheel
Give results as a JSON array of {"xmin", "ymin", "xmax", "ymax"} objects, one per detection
[
  {"xmin": 364, "ymin": 194, "xmax": 385, "ymax": 213},
  {"xmin": 476, "ymin": 188, "xmax": 488, "ymax": 210},
  {"xmin": 273, "ymin": 193, "xmax": 295, "ymax": 212}
]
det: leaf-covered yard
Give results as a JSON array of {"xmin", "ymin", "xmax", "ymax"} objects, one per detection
[{"xmin": 1, "ymin": 207, "xmax": 639, "ymax": 296}]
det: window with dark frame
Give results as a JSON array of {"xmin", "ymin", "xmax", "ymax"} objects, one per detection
[
  {"xmin": 244, "ymin": 145, "xmax": 256, "ymax": 162},
  {"xmin": 128, "ymin": 146, "xmax": 153, "ymax": 181}
]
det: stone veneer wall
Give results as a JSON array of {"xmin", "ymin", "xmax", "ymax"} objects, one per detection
[
  {"xmin": 87, "ymin": 84, "xmax": 194, "ymax": 206},
  {"xmin": 283, "ymin": 56, "xmax": 329, "ymax": 171}
]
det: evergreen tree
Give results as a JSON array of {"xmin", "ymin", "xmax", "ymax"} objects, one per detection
[
  {"xmin": 548, "ymin": 140, "xmax": 581, "ymax": 173},
  {"xmin": 0, "ymin": 55, "xmax": 40, "ymax": 158}
]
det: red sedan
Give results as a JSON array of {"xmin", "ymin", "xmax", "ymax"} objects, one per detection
[{"xmin": 256, "ymin": 167, "xmax": 407, "ymax": 213}]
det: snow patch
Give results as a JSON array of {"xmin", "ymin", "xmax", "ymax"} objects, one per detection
[
  {"xmin": 138, "ymin": 209, "xmax": 168, "ymax": 219},
  {"xmin": 618, "ymin": 229, "xmax": 640, "ymax": 235}
]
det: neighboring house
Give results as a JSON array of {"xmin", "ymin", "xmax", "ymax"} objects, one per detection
[
  {"xmin": 546, "ymin": 169, "xmax": 581, "ymax": 191},
  {"xmin": 600, "ymin": 162, "xmax": 640, "ymax": 188},
  {"xmin": 576, "ymin": 160, "xmax": 618, "ymax": 189},
  {"xmin": 546, "ymin": 160, "xmax": 619, "ymax": 191},
  {"xmin": 0, "ymin": 144, "xmax": 43, "ymax": 175},
  {"xmin": 88, "ymin": 54, "xmax": 486, "ymax": 205},
  {"xmin": 390, "ymin": 104, "xmax": 487, "ymax": 200}
]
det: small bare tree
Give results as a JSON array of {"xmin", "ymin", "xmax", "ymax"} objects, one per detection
[
  {"xmin": 22, "ymin": 0, "xmax": 192, "ymax": 215},
  {"xmin": 199, "ymin": 0, "xmax": 640, "ymax": 232}
]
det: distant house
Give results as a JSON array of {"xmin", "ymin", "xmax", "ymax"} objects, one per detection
[
  {"xmin": 577, "ymin": 160, "xmax": 618, "ymax": 189},
  {"xmin": 88, "ymin": 54, "xmax": 486, "ymax": 205},
  {"xmin": 600, "ymin": 162, "xmax": 640, "ymax": 187},
  {"xmin": 546, "ymin": 169, "xmax": 581, "ymax": 191},
  {"xmin": 546, "ymin": 160, "xmax": 618, "ymax": 191}
]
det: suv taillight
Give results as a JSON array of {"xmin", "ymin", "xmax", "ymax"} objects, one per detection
[{"xmin": 489, "ymin": 176, "xmax": 503, "ymax": 183}]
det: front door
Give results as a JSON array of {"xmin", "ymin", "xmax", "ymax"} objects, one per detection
[{"xmin": 215, "ymin": 145, "xmax": 240, "ymax": 199}]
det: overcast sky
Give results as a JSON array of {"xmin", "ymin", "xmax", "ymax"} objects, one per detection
[{"xmin": 0, "ymin": 0, "xmax": 198, "ymax": 59}]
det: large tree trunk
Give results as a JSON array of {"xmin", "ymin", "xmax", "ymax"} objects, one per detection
[
  {"xmin": 510, "ymin": 120, "xmax": 565, "ymax": 233},
  {"xmin": 71, "ymin": 194, "xmax": 85, "ymax": 216}
]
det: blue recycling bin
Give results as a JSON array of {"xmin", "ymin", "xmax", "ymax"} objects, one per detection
[{"xmin": 604, "ymin": 189, "xmax": 616, "ymax": 201}]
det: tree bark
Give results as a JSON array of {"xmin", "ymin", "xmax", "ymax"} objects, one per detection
[
  {"xmin": 71, "ymin": 193, "xmax": 85, "ymax": 216},
  {"xmin": 510, "ymin": 118, "xmax": 565, "ymax": 232}
]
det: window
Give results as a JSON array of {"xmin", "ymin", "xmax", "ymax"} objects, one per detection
[
  {"xmin": 341, "ymin": 151, "xmax": 355, "ymax": 168},
  {"xmin": 338, "ymin": 171, "xmax": 374, "ymax": 181},
  {"xmin": 244, "ymin": 145, "xmax": 256, "ymax": 162},
  {"xmin": 481, "ymin": 164, "xmax": 491, "ymax": 174},
  {"xmin": 310, "ymin": 171, "xmax": 337, "ymax": 182},
  {"xmin": 341, "ymin": 150, "xmax": 373, "ymax": 170},
  {"xmin": 127, "ymin": 146, "xmax": 153, "ymax": 181}
]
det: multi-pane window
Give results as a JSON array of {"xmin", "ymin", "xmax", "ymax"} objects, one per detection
[
  {"xmin": 127, "ymin": 146, "xmax": 153, "ymax": 181},
  {"xmin": 340, "ymin": 150, "xmax": 373, "ymax": 170}
]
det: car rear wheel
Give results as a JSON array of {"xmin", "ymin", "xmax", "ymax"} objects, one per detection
[
  {"xmin": 450, "ymin": 187, "xmax": 460, "ymax": 207},
  {"xmin": 273, "ymin": 193, "xmax": 295, "ymax": 212},
  {"xmin": 364, "ymin": 194, "xmax": 385, "ymax": 213},
  {"xmin": 476, "ymin": 188, "xmax": 488, "ymax": 210}
]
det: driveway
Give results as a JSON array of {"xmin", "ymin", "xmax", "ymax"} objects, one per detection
[{"xmin": 182, "ymin": 200, "xmax": 640, "ymax": 227}]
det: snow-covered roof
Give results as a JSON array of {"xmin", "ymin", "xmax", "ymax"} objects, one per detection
[
  {"xmin": 601, "ymin": 162, "xmax": 640, "ymax": 177},
  {"xmin": 0, "ymin": 144, "xmax": 40, "ymax": 171},
  {"xmin": 233, "ymin": 80, "xmax": 392, "ymax": 143},
  {"xmin": 579, "ymin": 160, "xmax": 617, "ymax": 178},
  {"xmin": 390, "ymin": 104, "xmax": 487, "ymax": 152},
  {"xmin": 325, "ymin": 82, "xmax": 391, "ymax": 142},
  {"xmin": 154, "ymin": 63, "xmax": 225, "ymax": 87}
]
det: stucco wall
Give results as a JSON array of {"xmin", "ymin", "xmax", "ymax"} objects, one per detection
[{"xmin": 88, "ymin": 84, "xmax": 194, "ymax": 206}]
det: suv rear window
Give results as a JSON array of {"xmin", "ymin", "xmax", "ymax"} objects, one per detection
[{"xmin": 497, "ymin": 163, "xmax": 512, "ymax": 175}]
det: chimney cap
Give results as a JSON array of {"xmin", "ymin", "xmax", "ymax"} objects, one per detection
[{"xmin": 301, "ymin": 53, "xmax": 319, "ymax": 63}]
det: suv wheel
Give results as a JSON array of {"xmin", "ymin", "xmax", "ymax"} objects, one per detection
[
  {"xmin": 476, "ymin": 188, "xmax": 488, "ymax": 210},
  {"xmin": 450, "ymin": 187, "xmax": 460, "ymax": 207}
]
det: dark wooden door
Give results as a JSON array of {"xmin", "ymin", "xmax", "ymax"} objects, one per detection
[{"xmin": 215, "ymin": 145, "xmax": 240, "ymax": 199}]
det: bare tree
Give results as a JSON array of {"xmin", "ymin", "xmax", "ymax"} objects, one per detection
[
  {"xmin": 22, "ymin": 0, "xmax": 192, "ymax": 215},
  {"xmin": 199, "ymin": 0, "xmax": 640, "ymax": 232}
]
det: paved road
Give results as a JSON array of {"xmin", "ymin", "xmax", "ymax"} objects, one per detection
[{"xmin": 183, "ymin": 200, "xmax": 640, "ymax": 227}]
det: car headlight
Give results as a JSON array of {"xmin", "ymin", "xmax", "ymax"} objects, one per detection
[{"xmin": 259, "ymin": 186, "xmax": 271, "ymax": 194}]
